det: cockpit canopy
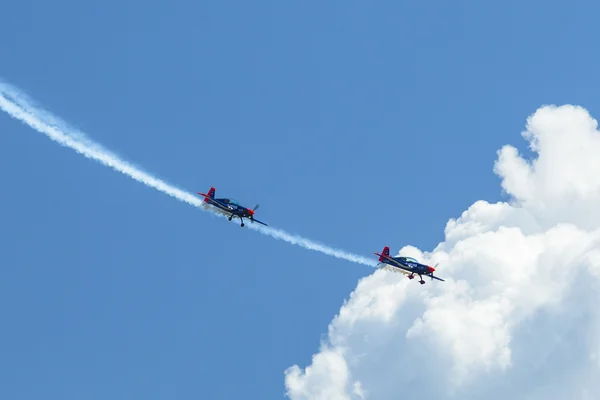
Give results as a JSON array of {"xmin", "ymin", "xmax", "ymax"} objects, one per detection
[
  {"xmin": 404, "ymin": 257, "xmax": 418, "ymax": 263},
  {"xmin": 228, "ymin": 199, "xmax": 240, "ymax": 206}
]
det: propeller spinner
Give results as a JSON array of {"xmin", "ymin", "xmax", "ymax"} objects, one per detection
[{"xmin": 249, "ymin": 204, "xmax": 259, "ymax": 219}]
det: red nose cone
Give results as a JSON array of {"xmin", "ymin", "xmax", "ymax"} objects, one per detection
[
  {"xmin": 428, "ymin": 266, "xmax": 435, "ymax": 273},
  {"xmin": 248, "ymin": 209, "xmax": 254, "ymax": 215}
]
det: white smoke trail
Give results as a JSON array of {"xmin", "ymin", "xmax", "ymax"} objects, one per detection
[
  {"xmin": 0, "ymin": 80, "xmax": 376, "ymax": 267},
  {"xmin": 248, "ymin": 224, "xmax": 376, "ymax": 265}
]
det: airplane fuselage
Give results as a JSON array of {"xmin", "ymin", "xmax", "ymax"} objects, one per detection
[
  {"xmin": 374, "ymin": 249, "xmax": 444, "ymax": 284},
  {"xmin": 209, "ymin": 198, "xmax": 252, "ymax": 217},
  {"xmin": 383, "ymin": 258, "xmax": 430, "ymax": 275},
  {"xmin": 395, "ymin": 259, "xmax": 431, "ymax": 274}
]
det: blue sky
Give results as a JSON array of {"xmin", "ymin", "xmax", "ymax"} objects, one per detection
[{"xmin": 1, "ymin": 1, "xmax": 599, "ymax": 398}]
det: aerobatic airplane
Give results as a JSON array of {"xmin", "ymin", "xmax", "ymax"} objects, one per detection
[
  {"xmin": 197, "ymin": 187, "xmax": 268, "ymax": 227},
  {"xmin": 373, "ymin": 246, "xmax": 445, "ymax": 284}
]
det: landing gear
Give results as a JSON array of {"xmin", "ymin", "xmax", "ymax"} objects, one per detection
[
  {"xmin": 227, "ymin": 215, "xmax": 244, "ymax": 227},
  {"xmin": 418, "ymin": 275, "xmax": 425, "ymax": 284},
  {"xmin": 408, "ymin": 274, "xmax": 415, "ymax": 280}
]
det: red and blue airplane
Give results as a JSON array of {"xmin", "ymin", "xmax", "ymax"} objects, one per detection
[
  {"xmin": 197, "ymin": 187, "xmax": 268, "ymax": 228},
  {"xmin": 373, "ymin": 246, "xmax": 445, "ymax": 284}
]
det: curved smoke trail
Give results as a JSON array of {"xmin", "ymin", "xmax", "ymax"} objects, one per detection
[{"xmin": 0, "ymin": 80, "xmax": 376, "ymax": 267}]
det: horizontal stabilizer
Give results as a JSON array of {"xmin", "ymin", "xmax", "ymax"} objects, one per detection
[
  {"xmin": 377, "ymin": 246, "xmax": 390, "ymax": 262},
  {"xmin": 197, "ymin": 187, "xmax": 216, "ymax": 203}
]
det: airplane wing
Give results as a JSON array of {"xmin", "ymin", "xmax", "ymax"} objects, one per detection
[
  {"xmin": 429, "ymin": 275, "xmax": 445, "ymax": 282},
  {"xmin": 250, "ymin": 217, "xmax": 268, "ymax": 226},
  {"xmin": 374, "ymin": 252, "xmax": 412, "ymax": 270},
  {"xmin": 200, "ymin": 195, "xmax": 232, "ymax": 211},
  {"xmin": 379, "ymin": 263, "xmax": 412, "ymax": 276}
]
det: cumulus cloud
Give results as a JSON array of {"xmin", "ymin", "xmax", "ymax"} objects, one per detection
[{"xmin": 284, "ymin": 105, "xmax": 600, "ymax": 399}]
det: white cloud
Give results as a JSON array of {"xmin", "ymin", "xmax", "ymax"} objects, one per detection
[{"xmin": 284, "ymin": 105, "xmax": 600, "ymax": 399}]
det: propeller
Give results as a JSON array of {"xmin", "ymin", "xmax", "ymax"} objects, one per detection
[
  {"xmin": 429, "ymin": 263, "xmax": 440, "ymax": 280},
  {"xmin": 249, "ymin": 204, "xmax": 259, "ymax": 220}
]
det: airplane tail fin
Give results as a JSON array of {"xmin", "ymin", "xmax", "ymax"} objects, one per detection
[
  {"xmin": 198, "ymin": 187, "xmax": 216, "ymax": 203},
  {"xmin": 378, "ymin": 246, "xmax": 390, "ymax": 262}
]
